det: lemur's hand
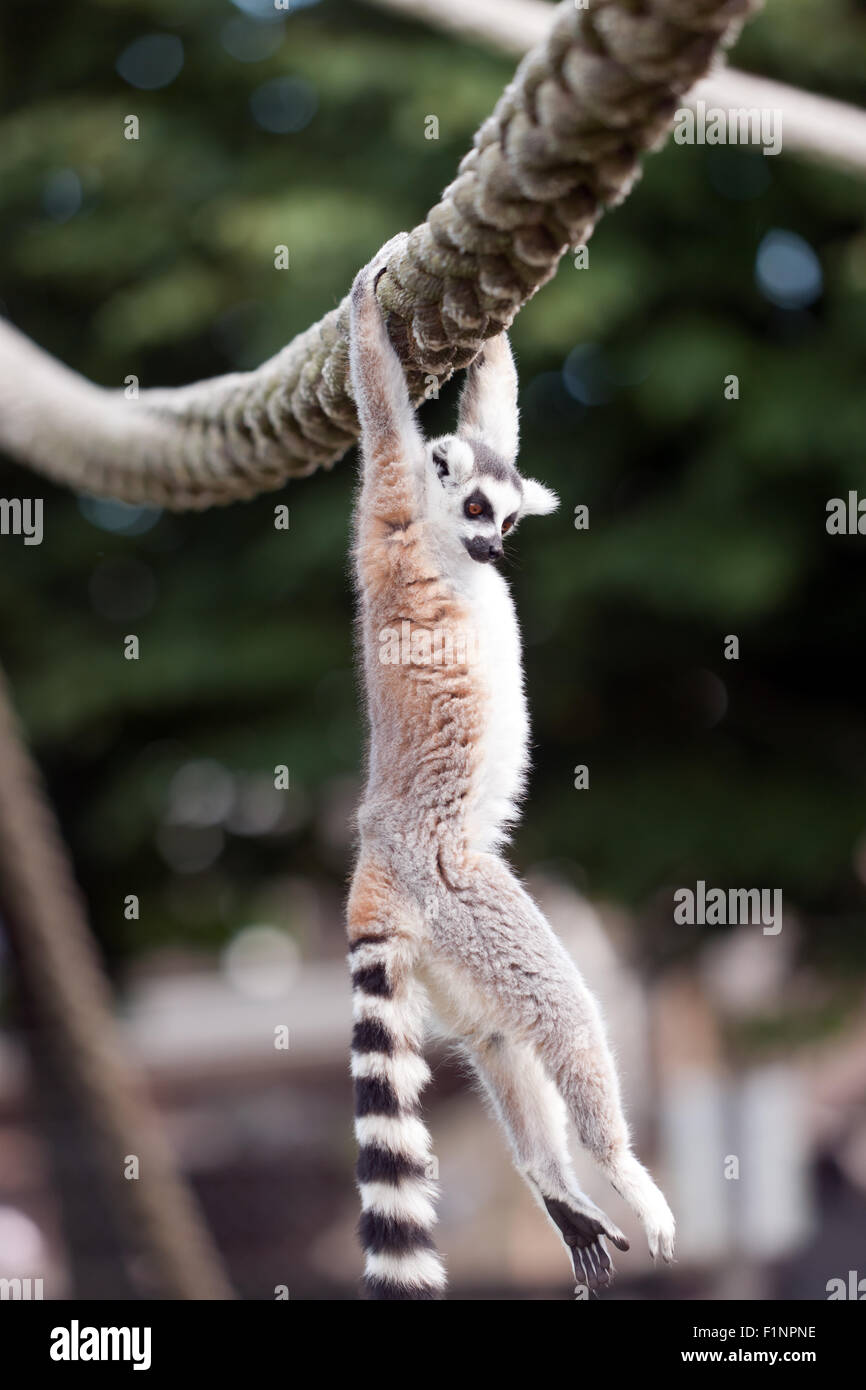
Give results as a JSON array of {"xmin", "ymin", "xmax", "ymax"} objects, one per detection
[{"xmin": 352, "ymin": 231, "xmax": 410, "ymax": 301}]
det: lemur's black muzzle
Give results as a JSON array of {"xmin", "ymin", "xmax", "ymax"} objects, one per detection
[{"xmin": 464, "ymin": 535, "xmax": 503, "ymax": 563}]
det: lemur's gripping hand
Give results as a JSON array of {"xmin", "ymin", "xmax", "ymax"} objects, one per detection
[
  {"xmin": 350, "ymin": 231, "xmax": 411, "ymax": 309},
  {"xmin": 349, "ymin": 232, "xmax": 424, "ymax": 498}
]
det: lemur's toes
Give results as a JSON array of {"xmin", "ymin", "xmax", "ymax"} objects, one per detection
[
  {"xmin": 643, "ymin": 1192, "xmax": 676, "ymax": 1264},
  {"xmin": 543, "ymin": 1196, "xmax": 627, "ymax": 1293},
  {"xmin": 648, "ymin": 1222, "xmax": 676, "ymax": 1265},
  {"xmin": 651, "ymin": 1225, "xmax": 676, "ymax": 1264}
]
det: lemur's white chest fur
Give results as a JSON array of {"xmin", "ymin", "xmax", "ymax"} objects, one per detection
[
  {"xmin": 459, "ymin": 563, "xmax": 529, "ymax": 852},
  {"xmin": 417, "ymin": 428, "xmax": 555, "ymax": 853}
]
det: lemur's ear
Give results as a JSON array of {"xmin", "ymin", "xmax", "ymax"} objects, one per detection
[
  {"xmin": 431, "ymin": 436, "xmax": 474, "ymax": 486},
  {"xmin": 456, "ymin": 333, "xmax": 519, "ymax": 466},
  {"xmin": 521, "ymin": 479, "xmax": 559, "ymax": 516}
]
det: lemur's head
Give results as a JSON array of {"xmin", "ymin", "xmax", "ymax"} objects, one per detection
[{"xmin": 424, "ymin": 335, "xmax": 558, "ymax": 566}]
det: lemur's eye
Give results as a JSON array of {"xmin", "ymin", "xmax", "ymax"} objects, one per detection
[
  {"xmin": 502, "ymin": 516, "xmax": 515, "ymax": 535},
  {"xmin": 464, "ymin": 491, "xmax": 491, "ymax": 521}
]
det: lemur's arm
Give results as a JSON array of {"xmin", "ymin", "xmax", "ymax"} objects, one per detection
[
  {"xmin": 456, "ymin": 332, "xmax": 520, "ymax": 465},
  {"xmin": 349, "ymin": 238, "xmax": 425, "ymax": 532}
]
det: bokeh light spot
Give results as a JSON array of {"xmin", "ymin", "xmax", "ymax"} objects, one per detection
[
  {"xmin": 563, "ymin": 344, "xmax": 617, "ymax": 406},
  {"xmin": 117, "ymin": 34, "xmax": 184, "ymax": 91},
  {"xmin": 222, "ymin": 925, "xmax": 299, "ymax": 1000},
  {"xmin": 78, "ymin": 496, "xmax": 162, "ymax": 536},
  {"xmin": 42, "ymin": 169, "xmax": 82, "ymax": 223},
  {"xmin": 221, "ymin": 17, "xmax": 285, "ymax": 62},
  {"xmin": 755, "ymin": 230, "xmax": 822, "ymax": 310},
  {"xmin": 250, "ymin": 76, "xmax": 317, "ymax": 134}
]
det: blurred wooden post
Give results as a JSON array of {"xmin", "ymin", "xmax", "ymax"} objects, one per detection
[{"xmin": 0, "ymin": 666, "xmax": 233, "ymax": 1299}]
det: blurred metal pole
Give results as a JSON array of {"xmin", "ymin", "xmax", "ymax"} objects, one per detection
[{"xmin": 0, "ymin": 665, "xmax": 234, "ymax": 1300}]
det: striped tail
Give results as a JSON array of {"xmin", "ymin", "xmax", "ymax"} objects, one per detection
[{"xmin": 349, "ymin": 932, "xmax": 445, "ymax": 1300}]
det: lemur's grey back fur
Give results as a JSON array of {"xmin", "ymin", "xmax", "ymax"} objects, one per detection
[{"xmin": 346, "ymin": 236, "xmax": 675, "ymax": 1300}]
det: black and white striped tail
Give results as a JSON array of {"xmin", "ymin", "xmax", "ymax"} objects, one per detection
[{"xmin": 350, "ymin": 933, "xmax": 445, "ymax": 1300}]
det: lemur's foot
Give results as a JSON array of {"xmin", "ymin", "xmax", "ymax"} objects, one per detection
[
  {"xmin": 646, "ymin": 1198, "xmax": 676, "ymax": 1265},
  {"xmin": 608, "ymin": 1153, "xmax": 676, "ymax": 1265},
  {"xmin": 543, "ymin": 1195, "xmax": 629, "ymax": 1292}
]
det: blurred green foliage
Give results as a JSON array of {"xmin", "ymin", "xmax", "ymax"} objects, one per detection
[{"xmin": 1, "ymin": 0, "xmax": 865, "ymax": 986}]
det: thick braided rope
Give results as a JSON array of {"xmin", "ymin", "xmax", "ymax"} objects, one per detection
[
  {"xmin": 0, "ymin": 667, "xmax": 234, "ymax": 1299},
  {"xmin": 0, "ymin": 0, "xmax": 757, "ymax": 510}
]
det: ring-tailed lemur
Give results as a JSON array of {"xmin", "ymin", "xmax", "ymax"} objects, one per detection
[{"xmin": 347, "ymin": 237, "xmax": 675, "ymax": 1300}]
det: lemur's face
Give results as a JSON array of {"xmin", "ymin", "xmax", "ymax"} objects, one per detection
[{"xmin": 426, "ymin": 435, "xmax": 558, "ymax": 564}]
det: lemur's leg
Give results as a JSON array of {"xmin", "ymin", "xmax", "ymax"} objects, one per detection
[
  {"xmin": 349, "ymin": 237, "xmax": 426, "ymax": 533},
  {"xmin": 348, "ymin": 849, "xmax": 445, "ymax": 1300},
  {"xmin": 426, "ymin": 947, "xmax": 625, "ymax": 1287},
  {"xmin": 463, "ymin": 1028, "xmax": 627, "ymax": 1290},
  {"xmin": 431, "ymin": 855, "xmax": 676, "ymax": 1263}
]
